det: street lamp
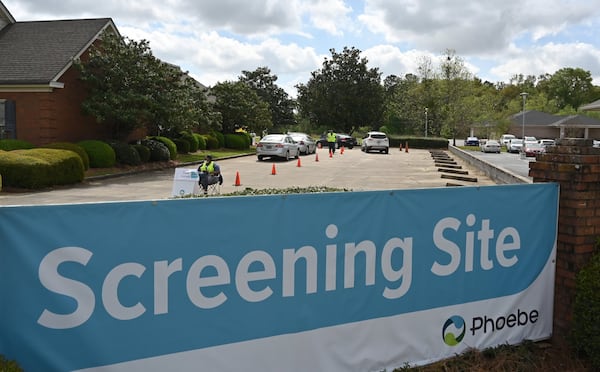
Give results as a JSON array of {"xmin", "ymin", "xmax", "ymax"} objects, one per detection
[
  {"xmin": 520, "ymin": 92, "xmax": 528, "ymax": 158},
  {"xmin": 425, "ymin": 107, "xmax": 428, "ymax": 137}
]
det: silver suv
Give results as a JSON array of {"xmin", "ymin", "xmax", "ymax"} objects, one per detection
[{"xmin": 361, "ymin": 131, "xmax": 389, "ymax": 154}]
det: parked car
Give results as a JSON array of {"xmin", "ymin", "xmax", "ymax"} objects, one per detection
[
  {"xmin": 508, "ymin": 139, "xmax": 524, "ymax": 153},
  {"xmin": 361, "ymin": 131, "xmax": 389, "ymax": 153},
  {"xmin": 316, "ymin": 133, "xmax": 357, "ymax": 149},
  {"xmin": 524, "ymin": 136, "xmax": 537, "ymax": 144},
  {"xmin": 480, "ymin": 140, "xmax": 501, "ymax": 153},
  {"xmin": 336, "ymin": 133, "xmax": 357, "ymax": 149},
  {"xmin": 256, "ymin": 134, "xmax": 300, "ymax": 161},
  {"xmin": 594, "ymin": 140, "xmax": 600, "ymax": 148},
  {"xmin": 538, "ymin": 139, "xmax": 555, "ymax": 148},
  {"xmin": 523, "ymin": 142, "xmax": 545, "ymax": 157},
  {"xmin": 288, "ymin": 132, "xmax": 316, "ymax": 155},
  {"xmin": 465, "ymin": 136, "xmax": 480, "ymax": 146},
  {"xmin": 499, "ymin": 134, "xmax": 516, "ymax": 147}
]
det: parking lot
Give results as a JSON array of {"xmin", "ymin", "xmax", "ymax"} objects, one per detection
[{"xmin": 0, "ymin": 147, "xmax": 498, "ymax": 206}]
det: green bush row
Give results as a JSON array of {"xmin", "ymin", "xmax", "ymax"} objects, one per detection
[
  {"xmin": 0, "ymin": 148, "xmax": 84, "ymax": 189},
  {"xmin": 388, "ymin": 136, "xmax": 449, "ymax": 149}
]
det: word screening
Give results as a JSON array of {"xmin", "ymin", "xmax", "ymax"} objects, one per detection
[{"xmin": 37, "ymin": 216, "xmax": 520, "ymax": 329}]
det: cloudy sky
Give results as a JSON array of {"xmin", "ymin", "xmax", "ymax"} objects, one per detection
[{"xmin": 4, "ymin": 0, "xmax": 600, "ymax": 97}]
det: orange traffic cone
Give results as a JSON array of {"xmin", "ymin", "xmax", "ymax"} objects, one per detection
[
  {"xmin": 315, "ymin": 153, "xmax": 319, "ymax": 162},
  {"xmin": 340, "ymin": 146, "xmax": 345, "ymax": 154},
  {"xmin": 271, "ymin": 163, "xmax": 277, "ymax": 175},
  {"xmin": 405, "ymin": 141, "xmax": 409, "ymax": 153},
  {"xmin": 329, "ymin": 149, "xmax": 333, "ymax": 158},
  {"xmin": 297, "ymin": 157, "xmax": 302, "ymax": 167},
  {"xmin": 234, "ymin": 171, "xmax": 241, "ymax": 186}
]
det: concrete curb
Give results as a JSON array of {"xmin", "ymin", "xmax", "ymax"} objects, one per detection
[{"xmin": 448, "ymin": 146, "xmax": 531, "ymax": 184}]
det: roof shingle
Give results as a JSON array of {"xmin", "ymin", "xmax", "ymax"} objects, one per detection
[{"xmin": 0, "ymin": 18, "xmax": 114, "ymax": 85}]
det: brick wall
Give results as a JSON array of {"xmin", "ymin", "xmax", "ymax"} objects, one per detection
[
  {"xmin": 0, "ymin": 65, "xmax": 111, "ymax": 146},
  {"xmin": 529, "ymin": 138, "xmax": 600, "ymax": 338}
]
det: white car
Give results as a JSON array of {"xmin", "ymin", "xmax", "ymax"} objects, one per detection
[
  {"xmin": 288, "ymin": 132, "xmax": 316, "ymax": 155},
  {"xmin": 508, "ymin": 139, "xmax": 524, "ymax": 153},
  {"xmin": 499, "ymin": 134, "xmax": 516, "ymax": 147},
  {"xmin": 480, "ymin": 140, "xmax": 501, "ymax": 153},
  {"xmin": 256, "ymin": 134, "xmax": 300, "ymax": 161},
  {"xmin": 361, "ymin": 131, "xmax": 389, "ymax": 154}
]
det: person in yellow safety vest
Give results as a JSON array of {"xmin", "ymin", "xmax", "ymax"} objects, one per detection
[
  {"xmin": 327, "ymin": 129, "xmax": 337, "ymax": 154},
  {"xmin": 197, "ymin": 154, "xmax": 222, "ymax": 194}
]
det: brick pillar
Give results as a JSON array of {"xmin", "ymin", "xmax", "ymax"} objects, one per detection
[{"xmin": 528, "ymin": 138, "xmax": 600, "ymax": 338}]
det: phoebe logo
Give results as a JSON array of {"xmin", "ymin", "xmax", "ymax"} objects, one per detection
[{"xmin": 442, "ymin": 316, "xmax": 466, "ymax": 346}]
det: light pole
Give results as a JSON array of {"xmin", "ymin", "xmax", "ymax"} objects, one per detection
[
  {"xmin": 520, "ymin": 92, "xmax": 528, "ymax": 158},
  {"xmin": 425, "ymin": 107, "xmax": 428, "ymax": 137}
]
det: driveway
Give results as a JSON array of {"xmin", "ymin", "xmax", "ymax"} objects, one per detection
[{"xmin": 0, "ymin": 147, "xmax": 498, "ymax": 206}]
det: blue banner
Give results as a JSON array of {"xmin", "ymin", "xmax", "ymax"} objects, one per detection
[{"xmin": 0, "ymin": 183, "xmax": 558, "ymax": 371}]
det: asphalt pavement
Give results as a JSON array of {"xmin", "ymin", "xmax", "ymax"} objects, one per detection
[{"xmin": 0, "ymin": 147, "xmax": 499, "ymax": 206}]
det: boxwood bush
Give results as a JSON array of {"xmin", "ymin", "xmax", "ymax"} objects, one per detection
[
  {"xmin": 150, "ymin": 136, "xmax": 177, "ymax": 160},
  {"xmin": 194, "ymin": 133, "xmax": 206, "ymax": 150},
  {"xmin": 141, "ymin": 139, "xmax": 170, "ymax": 162},
  {"xmin": 0, "ymin": 149, "xmax": 84, "ymax": 188},
  {"xmin": 77, "ymin": 140, "xmax": 116, "ymax": 168},
  {"xmin": 224, "ymin": 133, "xmax": 250, "ymax": 150},
  {"xmin": 204, "ymin": 134, "xmax": 219, "ymax": 150},
  {"xmin": 172, "ymin": 138, "xmax": 190, "ymax": 154},
  {"xmin": 180, "ymin": 131, "xmax": 199, "ymax": 152},
  {"xmin": 0, "ymin": 139, "xmax": 35, "ymax": 151},
  {"xmin": 134, "ymin": 144, "xmax": 151, "ymax": 162},
  {"xmin": 41, "ymin": 142, "xmax": 90, "ymax": 170},
  {"xmin": 213, "ymin": 131, "xmax": 225, "ymax": 148},
  {"xmin": 106, "ymin": 141, "xmax": 142, "ymax": 166}
]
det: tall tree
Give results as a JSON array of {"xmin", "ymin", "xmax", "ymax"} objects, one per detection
[
  {"xmin": 537, "ymin": 67, "xmax": 595, "ymax": 110},
  {"xmin": 211, "ymin": 81, "xmax": 272, "ymax": 134},
  {"xmin": 296, "ymin": 47, "xmax": 384, "ymax": 134},
  {"xmin": 76, "ymin": 32, "xmax": 216, "ymax": 139},
  {"xmin": 239, "ymin": 67, "xmax": 296, "ymax": 132}
]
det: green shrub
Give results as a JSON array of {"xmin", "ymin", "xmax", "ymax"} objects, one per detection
[
  {"xmin": 224, "ymin": 133, "xmax": 250, "ymax": 150},
  {"xmin": 0, "ymin": 139, "xmax": 35, "ymax": 151},
  {"xmin": 571, "ymin": 246, "xmax": 600, "ymax": 369},
  {"xmin": 77, "ymin": 140, "xmax": 116, "ymax": 168},
  {"xmin": 141, "ymin": 139, "xmax": 170, "ymax": 162},
  {"xmin": 107, "ymin": 141, "xmax": 142, "ymax": 166},
  {"xmin": 134, "ymin": 144, "xmax": 151, "ymax": 162},
  {"xmin": 0, "ymin": 355, "xmax": 23, "ymax": 372},
  {"xmin": 194, "ymin": 133, "xmax": 206, "ymax": 150},
  {"xmin": 388, "ymin": 136, "xmax": 448, "ymax": 149},
  {"xmin": 1, "ymin": 149, "xmax": 84, "ymax": 188},
  {"xmin": 150, "ymin": 136, "xmax": 177, "ymax": 160},
  {"xmin": 180, "ymin": 131, "xmax": 199, "ymax": 152},
  {"xmin": 41, "ymin": 142, "xmax": 90, "ymax": 170},
  {"xmin": 213, "ymin": 131, "xmax": 225, "ymax": 148},
  {"xmin": 204, "ymin": 135, "xmax": 219, "ymax": 150},
  {"xmin": 173, "ymin": 138, "xmax": 190, "ymax": 154}
]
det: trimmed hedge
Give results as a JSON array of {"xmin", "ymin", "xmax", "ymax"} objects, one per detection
[
  {"xmin": 388, "ymin": 136, "xmax": 449, "ymax": 150},
  {"xmin": 180, "ymin": 131, "xmax": 199, "ymax": 152},
  {"xmin": 173, "ymin": 138, "xmax": 190, "ymax": 154},
  {"xmin": 134, "ymin": 144, "xmax": 151, "ymax": 162},
  {"xmin": 204, "ymin": 134, "xmax": 219, "ymax": 150},
  {"xmin": 213, "ymin": 131, "xmax": 225, "ymax": 148},
  {"xmin": 41, "ymin": 142, "xmax": 90, "ymax": 170},
  {"xmin": 141, "ymin": 139, "xmax": 170, "ymax": 162},
  {"xmin": 107, "ymin": 141, "xmax": 142, "ymax": 166},
  {"xmin": 194, "ymin": 133, "xmax": 206, "ymax": 150},
  {"xmin": 0, "ymin": 148, "xmax": 84, "ymax": 189},
  {"xmin": 150, "ymin": 136, "xmax": 177, "ymax": 160},
  {"xmin": 0, "ymin": 139, "xmax": 35, "ymax": 151},
  {"xmin": 224, "ymin": 133, "xmax": 250, "ymax": 150},
  {"xmin": 77, "ymin": 140, "xmax": 117, "ymax": 168}
]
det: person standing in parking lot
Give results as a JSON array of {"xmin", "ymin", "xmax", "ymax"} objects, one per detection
[{"xmin": 327, "ymin": 129, "xmax": 337, "ymax": 154}]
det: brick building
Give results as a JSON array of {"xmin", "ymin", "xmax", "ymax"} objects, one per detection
[{"xmin": 0, "ymin": 1, "xmax": 118, "ymax": 145}]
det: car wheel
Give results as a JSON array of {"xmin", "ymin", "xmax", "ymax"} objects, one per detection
[
  {"xmin": 384, "ymin": 148, "xmax": 389, "ymax": 154},
  {"xmin": 348, "ymin": 145, "xmax": 353, "ymax": 149},
  {"xmin": 258, "ymin": 155, "xmax": 264, "ymax": 161}
]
